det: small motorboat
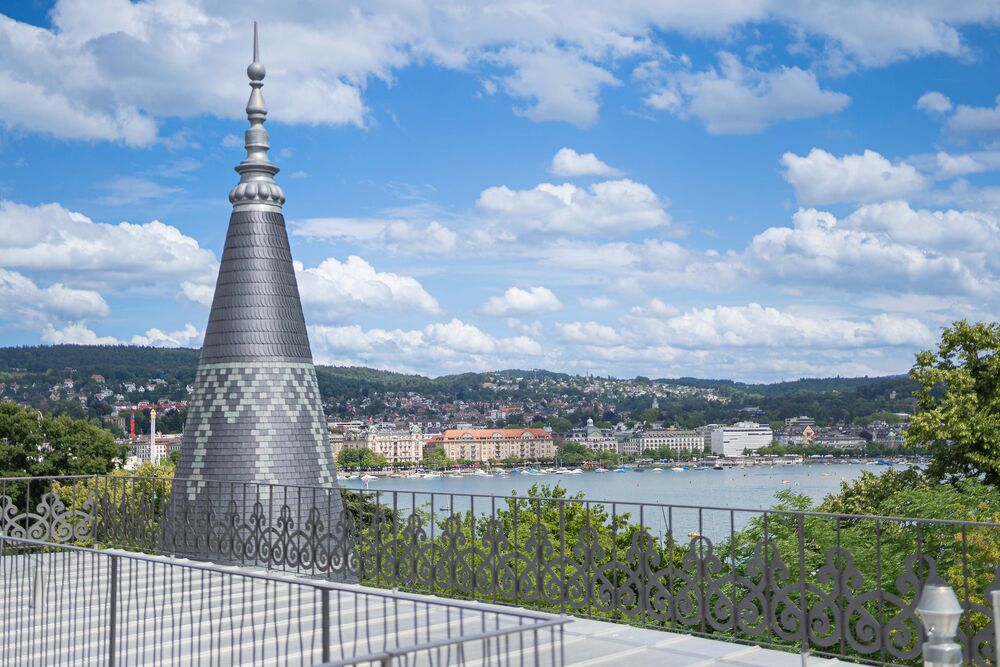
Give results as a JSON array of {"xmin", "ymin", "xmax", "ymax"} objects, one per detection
[{"xmin": 594, "ymin": 468, "xmax": 609, "ymax": 473}]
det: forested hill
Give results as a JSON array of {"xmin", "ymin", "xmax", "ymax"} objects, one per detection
[
  {"xmin": 0, "ymin": 345, "xmax": 201, "ymax": 383},
  {"xmin": 0, "ymin": 345, "xmax": 917, "ymax": 425},
  {"xmin": 662, "ymin": 375, "xmax": 914, "ymax": 397}
]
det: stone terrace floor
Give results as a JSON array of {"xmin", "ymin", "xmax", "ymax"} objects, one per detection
[{"xmin": 559, "ymin": 618, "xmax": 859, "ymax": 667}]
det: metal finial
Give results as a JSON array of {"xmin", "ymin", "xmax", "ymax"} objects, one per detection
[
  {"xmin": 253, "ymin": 21, "xmax": 259, "ymax": 63},
  {"xmin": 229, "ymin": 20, "xmax": 284, "ymax": 209}
]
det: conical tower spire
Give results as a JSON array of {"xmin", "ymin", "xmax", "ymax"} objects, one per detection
[
  {"xmin": 171, "ymin": 23, "xmax": 345, "ymax": 572},
  {"xmin": 228, "ymin": 21, "xmax": 285, "ymax": 209}
]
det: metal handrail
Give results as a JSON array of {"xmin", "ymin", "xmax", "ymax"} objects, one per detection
[
  {"xmin": 9, "ymin": 472, "xmax": 1000, "ymax": 528},
  {"xmin": 0, "ymin": 532, "xmax": 555, "ymax": 619},
  {"xmin": 316, "ymin": 620, "xmax": 566, "ymax": 666}
]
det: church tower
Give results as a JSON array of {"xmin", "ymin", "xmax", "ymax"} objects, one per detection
[{"xmin": 171, "ymin": 23, "xmax": 344, "ymax": 562}]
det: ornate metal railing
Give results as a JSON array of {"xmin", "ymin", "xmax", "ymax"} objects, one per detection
[{"xmin": 1, "ymin": 474, "xmax": 998, "ymax": 665}]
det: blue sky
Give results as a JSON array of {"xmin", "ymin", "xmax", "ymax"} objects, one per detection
[{"xmin": 1, "ymin": 1, "xmax": 999, "ymax": 380}]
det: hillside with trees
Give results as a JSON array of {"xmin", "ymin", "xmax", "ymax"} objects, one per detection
[{"xmin": 0, "ymin": 345, "xmax": 918, "ymax": 428}]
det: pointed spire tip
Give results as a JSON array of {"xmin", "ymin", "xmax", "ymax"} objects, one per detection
[
  {"xmin": 247, "ymin": 21, "xmax": 265, "ymax": 81},
  {"xmin": 253, "ymin": 21, "xmax": 259, "ymax": 63}
]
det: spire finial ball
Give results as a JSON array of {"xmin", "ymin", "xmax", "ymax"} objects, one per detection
[{"xmin": 247, "ymin": 61, "xmax": 266, "ymax": 81}]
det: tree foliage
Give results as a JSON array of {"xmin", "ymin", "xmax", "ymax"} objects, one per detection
[
  {"xmin": 338, "ymin": 447, "xmax": 387, "ymax": 469},
  {"xmin": 0, "ymin": 400, "xmax": 125, "ymax": 478},
  {"xmin": 908, "ymin": 320, "xmax": 1000, "ymax": 486},
  {"xmin": 422, "ymin": 446, "xmax": 450, "ymax": 469},
  {"xmin": 557, "ymin": 440, "xmax": 590, "ymax": 465}
]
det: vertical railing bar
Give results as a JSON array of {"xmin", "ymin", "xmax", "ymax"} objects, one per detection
[
  {"xmin": 108, "ymin": 553, "xmax": 118, "ymax": 667},
  {"xmin": 730, "ymin": 509, "xmax": 737, "ymax": 642},
  {"xmin": 875, "ymin": 519, "xmax": 885, "ymax": 664},
  {"xmin": 375, "ymin": 492, "xmax": 382, "ymax": 587},
  {"xmin": 698, "ymin": 506, "xmax": 704, "ymax": 635},
  {"xmin": 492, "ymin": 495, "xmax": 498, "ymax": 606},
  {"xmin": 836, "ymin": 515, "xmax": 844, "ymax": 658},
  {"xmin": 797, "ymin": 514, "xmax": 807, "ymax": 659},
  {"xmin": 961, "ymin": 523, "xmax": 971, "ymax": 660},
  {"xmin": 450, "ymin": 492, "xmax": 457, "ymax": 600},
  {"xmin": 559, "ymin": 499, "xmax": 566, "ymax": 615},
  {"xmin": 393, "ymin": 491, "xmax": 399, "ymax": 589},
  {"xmin": 668, "ymin": 505, "xmax": 674, "ymax": 630},
  {"xmin": 763, "ymin": 511, "xmax": 771, "ymax": 645}
]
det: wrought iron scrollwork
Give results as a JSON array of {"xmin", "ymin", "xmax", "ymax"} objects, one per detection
[{"xmin": 3, "ymin": 479, "xmax": 999, "ymax": 666}]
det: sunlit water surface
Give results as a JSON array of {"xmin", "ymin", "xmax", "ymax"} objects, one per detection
[{"xmin": 338, "ymin": 463, "xmax": 893, "ymax": 540}]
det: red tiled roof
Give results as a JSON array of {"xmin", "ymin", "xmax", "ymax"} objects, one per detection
[{"xmin": 438, "ymin": 428, "xmax": 551, "ymax": 441}]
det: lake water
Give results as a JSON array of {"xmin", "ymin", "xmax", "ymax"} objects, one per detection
[{"xmin": 338, "ymin": 462, "xmax": 891, "ymax": 540}]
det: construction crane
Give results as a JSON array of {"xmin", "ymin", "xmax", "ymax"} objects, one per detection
[{"xmin": 115, "ymin": 401, "xmax": 190, "ymax": 443}]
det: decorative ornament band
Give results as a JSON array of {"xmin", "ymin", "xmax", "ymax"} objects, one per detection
[{"xmin": 229, "ymin": 21, "xmax": 285, "ymax": 209}]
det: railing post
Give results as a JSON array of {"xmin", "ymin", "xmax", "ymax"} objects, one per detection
[
  {"xmin": 321, "ymin": 589, "xmax": 330, "ymax": 662},
  {"xmin": 916, "ymin": 584, "xmax": 963, "ymax": 667},
  {"xmin": 991, "ymin": 590, "xmax": 1000, "ymax": 666},
  {"xmin": 108, "ymin": 553, "xmax": 118, "ymax": 667}
]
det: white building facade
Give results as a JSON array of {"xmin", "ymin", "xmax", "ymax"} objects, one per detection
[
  {"xmin": 336, "ymin": 426, "xmax": 424, "ymax": 464},
  {"xmin": 627, "ymin": 428, "xmax": 703, "ymax": 455},
  {"xmin": 711, "ymin": 422, "xmax": 774, "ymax": 457}
]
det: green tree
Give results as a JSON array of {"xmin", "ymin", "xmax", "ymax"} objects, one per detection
[
  {"xmin": 595, "ymin": 449, "xmax": 619, "ymax": 466},
  {"xmin": 338, "ymin": 447, "xmax": 387, "ymax": 469},
  {"xmin": 0, "ymin": 400, "xmax": 124, "ymax": 478},
  {"xmin": 48, "ymin": 399, "xmax": 86, "ymax": 420},
  {"xmin": 908, "ymin": 320, "xmax": 1000, "ymax": 486},
  {"xmin": 546, "ymin": 416, "xmax": 573, "ymax": 433},
  {"xmin": 558, "ymin": 440, "xmax": 589, "ymax": 466},
  {"xmin": 0, "ymin": 400, "xmax": 44, "ymax": 476},
  {"xmin": 422, "ymin": 445, "xmax": 449, "ymax": 469}
]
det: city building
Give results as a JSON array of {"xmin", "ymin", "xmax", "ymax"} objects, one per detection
[
  {"xmin": 336, "ymin": 426, "xmax": 424, "ymax": 464},
  {"xmin": 784, "ymin": 416, "xmax": 816, "ymax": 428},
  {"xmin": 711, "ymin": 422, "xmax": 774, "ymax": 457},
  {"xmin": 430, "ymin": 428, "xmax": 556, "ymax": 462},
  {"xmin": 776, "ymin": 424, "xmax": 815, "ymax": 446},
  {"xmin": 813, "ymin": 434, "xmax": 867, "ymax": 450},
  {"xmin": 626, "ymin": 428, "xmax": 703, "ymax": 455},
  {"xmin": 571, "ymin": 418, "xmax": 620, "ymax": 453}
]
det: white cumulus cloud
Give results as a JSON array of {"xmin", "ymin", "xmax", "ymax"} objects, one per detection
[
  {"xmin": 292, "ymin": 217, "xmax": 458, "ymax": 254},
  {"xmin": 947, "ymin": 94, "xmax": 1000, "ymax": 135},
  {"xmin": 0, "ymin": 268, "xmax": 110, "ymax": 325},
  {"xmin": 648, "ymin": 53, "xmax": 850, "ymax": 134},
  {"xmin": 0, "ymin": 200, "xmax": 217, "ymax": 293},
  {"xmin": 550, "ymin": 148, "xmax": 622, "ymax": 177},
  {"xmin": 916, "ymin": 91, "xmax": 953, "ymax": 114},
  {"xmin": 477, "ymin": 179, "xmax": 670, "ymax": 235},
  {"xmin": 781, "ymin": 149, "xmax": 929, "ymax": 205},
  {"xmin": 480, "ymin": 286, "xmax": 562, "ymax": 316},
  {"xmin": 310, "ymin": 319, "xmax": 544, "ymax": 373},
  {"xmin": 0, "ymin": 2, "xmax": 994, "ymax": 141},
  {"xmin": 41, "ymin": 322, "xmax": 120, "ymax": 345},
  {"xmin": 131, "ymin": 324, "xmax": 203, "ymax": 348},
  {"xmin": 296, "ymin": 256, "xmax": 440, "ymax": 320}
]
